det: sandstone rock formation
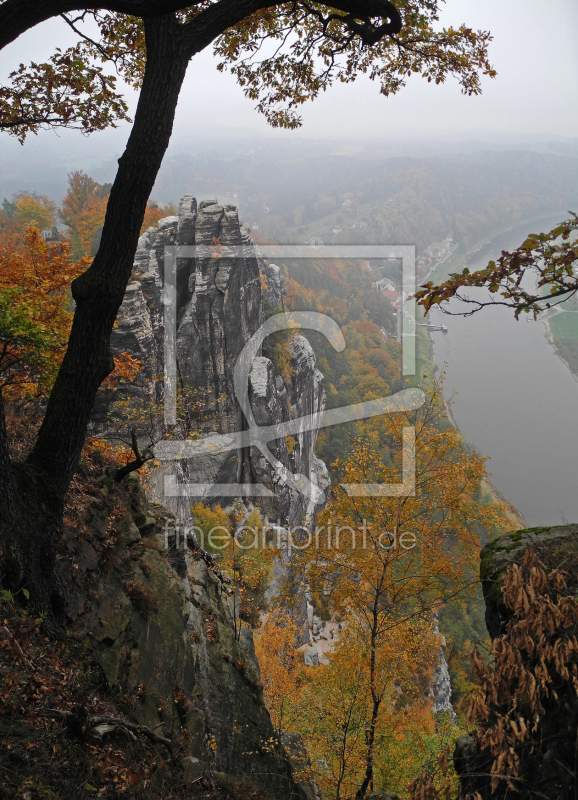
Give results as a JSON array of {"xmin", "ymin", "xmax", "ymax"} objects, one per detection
[
  {"xmin": 97, "ymin": 197, "xmax": 327, "ymax": 529},
  {"xmin": 55, "ymin": 470, "xmax": 309, "ymax": 798},
  {"xmin": 85, "ymin": 198, "xmax": 330, "ymax": 794}
]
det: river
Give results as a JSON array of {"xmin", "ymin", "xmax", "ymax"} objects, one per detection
[{"xmin": 428, "ymin": 215, "xmax": 578, "ymax": 527}]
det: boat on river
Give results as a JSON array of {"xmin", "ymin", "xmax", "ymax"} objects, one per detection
[{"xmin": 418, "ymin": 322, "xmax": 448, "ymax": 333}]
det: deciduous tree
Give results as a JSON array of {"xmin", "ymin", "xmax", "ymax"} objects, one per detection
[
  {"xmin": 60, "ymin": 170, "xmax": 109, "ymax": 257},
  {"xmin": 0, "ymin": 228, "xmax": 85, "ymax": 400},
  {"xmin": 287, "ymin": 381, "xmax": 508, "ymax": 798},
  {"xmin": 254, "ymin": 609, "xmax": 306, "ymax": 733},
  {"xmin": 13, "ymin": 193, "xmax": 57, "ymax": 233}
]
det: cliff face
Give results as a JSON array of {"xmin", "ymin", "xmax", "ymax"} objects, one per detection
[
  {"xmin": 54, "ymin": 470, "xmax": 309, "ymax": 798},
  {"xmin": 85, "ymin": 197, "xmax": 328, "ymax": 796},
  {"xmin": 99, "ymin": 197, "xmax": 327, "ymax": 527}
]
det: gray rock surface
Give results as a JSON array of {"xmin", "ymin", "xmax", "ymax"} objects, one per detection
[
  {"xmin": 91, "ymin": 195, "xmax": 331, "ymax": 793},
  {"xmin": 101, "ymin": 197, "xmax": 328, "ymax": 527},
  {"xmin": 262, "ymin": 262, "xmax": 286, "ymax": 310},
  {"xmin": 303, "ymin": 645, "xmax": 320, "ymax": 667},
  {"xmin": 430, "ymin": 652, "xmax": 454, "ymax": 716},
  {"xmin": 56, "ymin": 472, "xmax": 308, "ymax": 798},
  {"xmin": 279, "ymin": 732, "xmax": 319, "ymax": 800},
  {"xmin": 429, "ymin": 618, "xmax": 456, "ymax": 718}
]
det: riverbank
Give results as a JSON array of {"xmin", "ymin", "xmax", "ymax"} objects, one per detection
[
  {"xmin": 429, "ymin": 209, "xmax": 572, "ymax": 286},
  {"xmin": 429, "ymin": 210, "xmax": 578, "ymax": 385},
  {"xmin": 410, "ymin": 216, "xmax": 578, "ymax": 530},
  {"xmin": 541, "ymin": 307, "xmax": 578, "ymax": 381}
]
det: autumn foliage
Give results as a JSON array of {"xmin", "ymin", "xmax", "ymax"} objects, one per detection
[
  {"xmin": 59, "ymin": 170, "xmax": 109, "ymax": 258},
  {"xmin": 254, "ymin": 610, "xmax": 306, "ymax": 733},
  {"xmin": 252, "ymin": 383, "xmax": 509, "ymax": 799},
  {"xmin": 141, "ymin": 201, "xmax": 177, "ymax": 232},
  {"xmin": 1, "ymin": 192, "xmax": 57, "ymax": 243},
  {"xmin": 58, "ymin": 170, "xmax": 176, "ymax": 259},
  {"xmin": 0, "ymin": 228, "xmax": 85, "ymax": 399},
  {"xmin": 465, "ymin": 548, "xmax": 578, "ymax": 799},
  {"xmin": 0, "ymin": 172, "xmax": 173, "ymax": 398}
]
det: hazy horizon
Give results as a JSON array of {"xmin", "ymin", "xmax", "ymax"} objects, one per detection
[{"xmin": 0, "ymin": 0, "xmax": 576, "ymax": 201}]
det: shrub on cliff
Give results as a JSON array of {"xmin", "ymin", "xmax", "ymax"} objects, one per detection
[{"xmin": 411, "ymin": 545, "xmax": 578, "ymax": 799}]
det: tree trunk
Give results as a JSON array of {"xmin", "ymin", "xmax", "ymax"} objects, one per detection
[
  {"xmin": 356, "ymin": 695, "xmax": 380, "ymax": 800},
  {"xmin": 0, "ymin": 14, "xmax": 191, "ymax": 608},
  {"xmin": 356, "ymin": 597, "xmax": 381, "ymax": 800},
  {"xmin": 0, "ymin": 390, "xmax": 12, "ymax": 506},
  {"xmin": 28, "ymin": 14, "xmax": 190, "ymax": 494}
]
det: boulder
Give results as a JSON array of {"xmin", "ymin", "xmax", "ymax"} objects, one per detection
[{"xmin": 302, "ymin": 645, "xmax": 320, "ymax": 667}]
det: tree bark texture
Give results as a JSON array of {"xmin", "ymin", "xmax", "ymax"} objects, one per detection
[
  {"xmin": 27, "ymin": 14, "xmax": 190, "ymax": 498},
  {"xmin": 0, "ymin": 14, "xmax": 190, "ymax": 606}
]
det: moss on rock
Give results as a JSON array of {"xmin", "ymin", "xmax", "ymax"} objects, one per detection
[
  {"xmin": 480, "ymin": 524, "xmax": 578, "ymax": 638},
  {"xmin": 55, "ymin": 471, "xmax": 306, "ymax": 799}
]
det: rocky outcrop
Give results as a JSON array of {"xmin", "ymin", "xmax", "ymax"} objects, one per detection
[
  {"xmin": 480, "ymin": 524, "xmax": 578, "ymax": 639},
  {"xmin": 454, "ymin": 524, "xmax": 578, "ymax": 799},
  {"xmin": 429, "ymin": 617, "xmax": 455, "ymax": 717},
  {"xmin": 279, "ymin": 732, "xmax": 319, "ymax": 800},
  {"xmin": 86, "ymin": 197, "xmax": 329, "ymax": 795},
  {"xmin": 430, "ymin": 652, "xmax": 454, "ymax": 717},
  {"xmin": 57, "ymin": 470, "xmax": 308, "ymax": 798},
  {"xmin": 262, "ymin": 262, "xmax": 286, "ymax": 310},
  {"xmin": 98, "ymin": 197, "xmax": 327, "ymax": 527}
]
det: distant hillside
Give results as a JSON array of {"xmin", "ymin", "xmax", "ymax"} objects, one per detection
[
  {"xmin": 3, "ymin": 135, "xmax": 577, "ymax": 260},
  {"xmin": 227, "ymin": 149, "xmax": 578, "ymax": 254}
]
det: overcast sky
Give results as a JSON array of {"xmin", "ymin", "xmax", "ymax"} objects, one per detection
[
  {"xmin": 0, "ymin": 0, "xmax": 577, "ymax": 153},
  {"xmin": 175, "ymin": 0, "xmax": 578, "ymax": 141}
]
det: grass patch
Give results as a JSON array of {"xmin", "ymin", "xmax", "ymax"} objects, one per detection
[
  {"xmin": 548, "ymin": 311, "xmax": 578, "ymax": 340},
  {"xmin": 553, "ymin": 338, "xmax": 578, "ymax": 377}
]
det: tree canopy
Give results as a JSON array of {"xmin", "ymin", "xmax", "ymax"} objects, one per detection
[{"xmin": 0, "ymin": 1, "xmax": 495, "ymax": 139}]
